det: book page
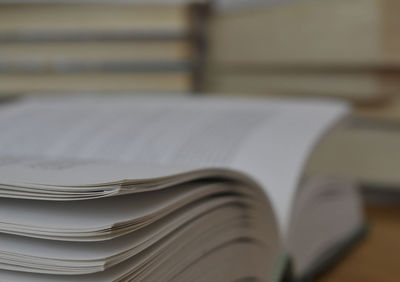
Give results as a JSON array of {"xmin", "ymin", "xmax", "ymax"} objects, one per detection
[
  {"xmin": 0, "ymin": 96, "xmax": 270, "ymax": 166},
  {"xmin": 0, "ymin": 182, "xmax": 223, "ymax": 231},
  {"xmin": 0, "ymin": 96, "xmax": 348, "ymax": 234},
  {"xmin": 0, "ymin": 155, "xmax": 193, "ymax": 186}
]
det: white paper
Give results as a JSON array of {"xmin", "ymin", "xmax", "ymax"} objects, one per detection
[{"xmin": 0, "ymin": 96, "xmax": 349, "ymax": 235}]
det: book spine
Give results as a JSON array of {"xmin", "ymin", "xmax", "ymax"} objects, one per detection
[
  {"xmin": 187, "ymin": 2, "xmax": 211, "ymax": 92},
  {"xmin": 0, "ymin": 30, "xmax": 189, "ymax": 42},
  {"xmin": 0, "ymin": 61, "xmax": 195, "ymax": 73}
]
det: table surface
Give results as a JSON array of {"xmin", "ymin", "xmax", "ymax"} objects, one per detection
[{"xmin": 316, "ymin": 203, "xmax": 400, "ymax": 282}]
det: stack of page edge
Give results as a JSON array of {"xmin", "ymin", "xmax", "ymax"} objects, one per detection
[{"xmin": 0, "ymin": 159, "xmax": 276, "ymax": 281}]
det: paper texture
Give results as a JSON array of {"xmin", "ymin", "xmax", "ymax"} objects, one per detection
[{"xmin": 0, "ymin": 96, "xmax": 348, "ymax": 235}]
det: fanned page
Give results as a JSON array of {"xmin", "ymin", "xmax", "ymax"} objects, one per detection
[{"xmin": 0, "ymin": 96, "xmax": 348, "ymax": 235}]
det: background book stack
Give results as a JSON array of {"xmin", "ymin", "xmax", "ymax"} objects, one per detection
[
  {"xmin": 205, "ymin": 0, "xmax": 400, "ymax": 192},
  {"xmin": 0, "ymin": 1, "xmax": 210, "ymax": 95}
]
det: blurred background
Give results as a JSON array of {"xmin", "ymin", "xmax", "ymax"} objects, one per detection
[{"xmin": 0, "ymin": 0, "xmax": 399, "ymax": 281}]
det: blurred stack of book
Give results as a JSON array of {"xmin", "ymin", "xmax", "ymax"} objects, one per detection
[
  {"xmin": 205, "ymin": 0, "xmax": 400, "ymax": 190},
  {"xmin": 0, "ymin": 1, "xmax": 210, "ymax": 95}
]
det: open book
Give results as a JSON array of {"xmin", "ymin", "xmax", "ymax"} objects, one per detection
[{"xmin": 0, "ymin": 96, "xmax": 364, "ymax": 281}]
